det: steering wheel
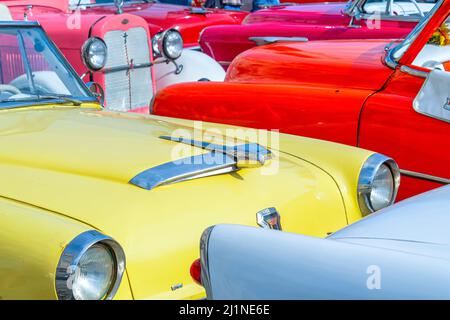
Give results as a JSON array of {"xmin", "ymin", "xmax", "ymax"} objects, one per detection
[{"xmin": 0, "ymin": 84, "xmax": 21, "ymax": 96}]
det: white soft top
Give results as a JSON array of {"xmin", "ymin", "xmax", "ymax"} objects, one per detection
[{"xmin": 0, "ymin": 4, "xmax": 12, "ymax": 21}]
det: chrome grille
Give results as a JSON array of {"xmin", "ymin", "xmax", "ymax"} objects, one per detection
[{"xmin": 103, "ymin": 27, "xmax": 153, "ymax": 112}]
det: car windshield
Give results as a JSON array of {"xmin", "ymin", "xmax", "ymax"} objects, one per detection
[
  {"xmin": 69, "ymin": 0, "xmax": 155, "ymax": 5},
  {"xmin": 390, "ymin": 0, "xmax": 444, "ymax": 61},
  {"xmin": 0, "ymin": 26, "xmax": 93, "ymax": 108},
  {"xmin": 362, "ymin": 0, "xmax": 438, "ymax": 17}
]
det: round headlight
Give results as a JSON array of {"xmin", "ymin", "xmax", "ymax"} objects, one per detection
[
  {"xmin": 152, "ymin": 32, "xmax": 163, "ymax": 58},
  {"xmin": 357, "ymin": 154, "xmax": 400, "ymax": 215},
  {"xmin": 55, "ymin": 231, "xmax": 125, "ymax": 300},
  {"xmin": 72, "ymin": 243, "xmax": 115, "ymax": 300},
  {"xmin": 162, "ymin": 29, "xmax": 183, "ymax": 60},
  {"xmin": 81, "ymin": 37, "xmax": 107, "ymax": 71}
]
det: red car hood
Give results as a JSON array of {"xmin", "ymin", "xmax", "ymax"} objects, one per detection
[
  {"xmin": 244, "ymin": 2, "xmax": 349, "ymax": 25},
  {"xmin": 85, "ymin": 2, "xmax": 247, "ymax": 46},
  {"xmin": 226, "ymin": 39, "xmax": 397, "ymax": 91}
]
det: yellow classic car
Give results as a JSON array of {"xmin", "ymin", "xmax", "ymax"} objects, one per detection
[{"xmin": 0, "ymin": 10, "xmax": 400, "ymax": 300}]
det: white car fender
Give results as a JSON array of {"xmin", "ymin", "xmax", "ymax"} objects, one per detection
[{"xmin": 153, "ymin": 49, "xmax": 226, "ymax": 92}]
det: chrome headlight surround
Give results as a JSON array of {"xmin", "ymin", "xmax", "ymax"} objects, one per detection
[
  {"xmin": 152, "ymin": 29, "xmax": 183, "ymax": 60},
  {"xmin": 55, "ymin": 230, "xmax": 126, "ymax": 300},
  {"xmin": 357, "ymin": 153, "xmax": 401, "ymax": 216},
  {"xmin": 81, "ymin": 37, "xmax": 108, "ymax": 71},
  {"xmin": 152, "ymin": 32, "xmax": 163, "ymax": 58}
]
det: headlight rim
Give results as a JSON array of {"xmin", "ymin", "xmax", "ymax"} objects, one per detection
[
  {"xmin": 55, "ymin": 230, "xmax": 126, "ymax": 300},
  {"xmin": 357, "ymin": 153, "xmax": 400, "ymax": 216},
  {"xmin": 152, "ymin": 31, "xmax": 163, "ymax": 58},
  {"xmin": 153, "ymin": 28, "xmax": 183, "ymax": 61},
  {"xmin": 162, "ymin": 29, "xmax": 183, "ymax": 60},
  {"xmin": 81, "ymin": 37, "xmax": 108, "ymax": 72}
]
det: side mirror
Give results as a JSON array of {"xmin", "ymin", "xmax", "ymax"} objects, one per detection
[{"xmin": 86, "ymin": 82, "xmax": 105, "ymax": 106}]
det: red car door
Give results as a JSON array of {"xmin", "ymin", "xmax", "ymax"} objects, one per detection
[{"xmin": 359, "ymin": 3, "xmax": 450, "ymax": 200}]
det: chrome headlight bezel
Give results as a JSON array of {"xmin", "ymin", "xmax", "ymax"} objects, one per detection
[
  {"xmin": 357, "ymin": 153, "xmax": 401, "ymax": 216},
  {"xmin": 152, "ymin": 29, "xmax": 183, "ymax": 60},
  {"xmin": 81, "ymin": 37, "xmax": 108, "ymax": 72},
  {"xmin": 55, "ymin": 230, "xmax": 126, "ymax": 300},
  {"xmin": 152, "ymin": 32, "xmax": 163, "ymax": 58}
]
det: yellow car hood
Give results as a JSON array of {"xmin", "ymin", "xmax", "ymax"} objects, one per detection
[{"xmin": 0, "ymin": 107, "xmax": 360, "ymax": 299}]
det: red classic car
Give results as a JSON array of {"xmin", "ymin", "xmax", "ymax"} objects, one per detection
[
  {"xmin": 152, "ymin": 0, "xmax": 450, "ymax": 200},
  {"xmin": 1, "ymin": 0, "xmax": 240, "ymax": 112},
  {"xmin": 200, "ymin": 0, "xmax": 437, "ymax": 68},
  {"xmin": 6, "ymin": 0, "xmax": 248, "ymax": 48}
]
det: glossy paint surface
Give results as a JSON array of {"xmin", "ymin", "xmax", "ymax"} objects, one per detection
[
  {"xmin": 203, "ymin": 186, "xmax": 450, "ymax": 299},
  {"xmin": 358, "ymin": 69, "xmax": 449, "ymax": 199},
  {"xmin": 226, "ymin": 39, "xmax": 394, "ymax": 88},
  {"xmin": 153, "ymin": 39, "xmax": 394, "ymax": 146},
  {"xmin": 0, "ymin": 103, "xmax": 375, "ymax": 299},
  {"xmin": 154, "ymin": 82, "xmax": 369, "ymax": 146},
  {"xmin": 153, "ymin": 2, "xmax": 450, "ymax": 199},
  {"xmin": 200, "ymin": 2, "xmax": 417, "ymax": 67},
  {"xmin": 83, "ymin": 2, "xmax": 248, "ymax": 48}
]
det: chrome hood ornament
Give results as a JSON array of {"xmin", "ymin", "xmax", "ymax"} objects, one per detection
[
  {"xmin": 114, "ymin": 0, "xmax": 124, "ymax": 14},
  {"xmin": 129, "ymin": 136, "xmax": 272, "ymax": 190},
  {"xmin": 257, "ymin": 207, "xmax": 282, "ymax": 230},
  {"xmin": 249, "ymin": 37, "xmax": 308, "ymax": 46},
  {"xmin": 159, "ymin": 135, "xmax": 272, "ymax": 168}
]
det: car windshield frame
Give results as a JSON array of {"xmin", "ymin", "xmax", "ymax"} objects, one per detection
[
  {"xmin": 69, "ymin": 0, "xmax": 157, "ymax": 9},
  {"xmin": 385, "ymin": 0, "xmax": 444, "ymax": 67},
  {"xmin": 346, "ymin": 0, "xmax": 438, "ymax": 21},
  {"xmin": 0, "ymin": 22, "xmax": 97, "ymax": 110}
]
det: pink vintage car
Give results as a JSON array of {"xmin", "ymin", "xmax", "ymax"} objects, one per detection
[
  {"xmin": 200, "ymin": 0, "xmax": 438, "ymax": 68},
  {"xmin": 1, "ymin": 0, "xmax": 234, "ymax": 112}
]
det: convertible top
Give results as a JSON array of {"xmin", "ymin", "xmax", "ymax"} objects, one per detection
[{"xmin": 0, "ymin": 4, "xmax": 12, "ymax": 21}]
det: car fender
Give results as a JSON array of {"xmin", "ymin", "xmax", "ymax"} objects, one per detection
[
  {"xmin": 153, "ymin": 49, "xmax": 225, "ymax": 92},
  {"xmin": 203, "ymin": 224, "xmax": 450, "ymax": 299},
  {"xmin": 0, "ymin": 193, "xmax": 134, "ymax": 300}
]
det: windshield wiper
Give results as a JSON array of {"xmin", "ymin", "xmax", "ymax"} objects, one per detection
[
  {"xmin": 0, "ymin": 95, "xmax": 83, "ymax": 106},
  {"xmin": 37, "ymin": 95, "xmax": 83, "ymax": 106}
]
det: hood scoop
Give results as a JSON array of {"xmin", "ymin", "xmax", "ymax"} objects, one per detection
[{"xmin": 129, "ymin": 136, "xmax": 272, "ymax": 190}]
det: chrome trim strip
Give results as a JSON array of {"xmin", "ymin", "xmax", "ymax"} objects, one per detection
[
  {"xmin": 200, "ymin": 226, "xmax": 215, "ymax": 300},
  {"xmin": 218, "ymin": 61, "xmax": 232, "ymax": 67},
  {"xmin": 400, "ymin": 169, "xmax": 450, "ymax": 184},
  {"xmin": 400, "ymin": 65, "xmax": 428, "ymax": 78},
  {"xmin": 160, "ymin": 135, "xmax": 272, "ymax": 168},
  {"xmin": 55, "ymin": 230, "xmax": 126, "ymax": 300},
  {"xmin": 129, "ymin": 153, "xmax": 238, "ymax": 190},
  {"xmin": 187, "ymin": 46, "xmax": 202, "ymax": 51},
  {"xmin": 249, "ymin": 36, "xmax": 308, "ymax": 46},
  {"xmin": 0, "ymin": 21, "xmax": 40, "ymax": 27}
]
